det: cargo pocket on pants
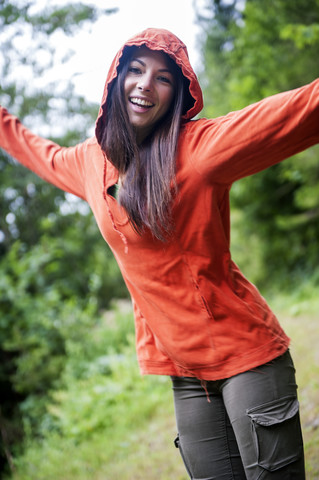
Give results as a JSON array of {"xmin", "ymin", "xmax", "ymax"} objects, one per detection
[{"xmin": 247, "ymin": 395, "xmax": 303, "ymax": 472}]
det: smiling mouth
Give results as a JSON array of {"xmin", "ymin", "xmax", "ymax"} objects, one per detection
[{"xmin": 129, "ymin": 97, "xmax": 154, "ymax": 108}]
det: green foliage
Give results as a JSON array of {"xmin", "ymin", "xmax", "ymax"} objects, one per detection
[
  {"xmin": 0, "ymin": 157, "xmax": 128, "ymax": 472},
  {"xmin": 0, "ymin": 244, "xmax": 133, "ymax": 470},
  {"xmin": 5, "ymin": 305, "xmax": 175, "ymax": 480},
  {"xmin": 281, "ymin": 23, "xmax": 319, "ymax": 48},
  {"xmin": 196, "ymin": 0, "xmax": 319, "ymax": 289},
  {"xmin": 28, "ymin": 4, "xmax": 107, "ymax": 36},
  {"xmin": 0, "ymin": 1, "xmax": 125, "ymax": 473},
  {"xmin": 0, "ymin": 240, "xmax": 92, "ymax": 428}
]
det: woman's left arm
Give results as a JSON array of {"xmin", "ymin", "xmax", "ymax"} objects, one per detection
[{"xmin": 186, "ymin": 78, "xmax": 319, "ymax": 184}]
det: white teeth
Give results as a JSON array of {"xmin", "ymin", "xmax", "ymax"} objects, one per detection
[{"xmin": 130, "ymin": 97, "xmax": 153, "ymax": 107}]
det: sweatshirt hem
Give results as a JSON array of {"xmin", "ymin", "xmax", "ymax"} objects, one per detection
[{"xmin": 138, "ymin": 337, "xmax": 290, "ymax": 381}]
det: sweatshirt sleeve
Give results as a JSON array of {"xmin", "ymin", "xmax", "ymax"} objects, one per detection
[
  {"xmin": 184, "ymin": 78, "xmax": 319, "ymax": 184},
  {"xmin": 0, "ymin": 106, "xmax": 91, "ymax": 200}
]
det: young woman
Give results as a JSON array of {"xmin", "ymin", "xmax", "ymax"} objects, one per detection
[{"xmin": 1, "ymin": 28, "xmax": 319, "ymax": 479}]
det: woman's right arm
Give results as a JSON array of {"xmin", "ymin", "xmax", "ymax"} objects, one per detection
[{"xmin": 0, "ymin": 105, "xmax": 91, "ymax": 200}]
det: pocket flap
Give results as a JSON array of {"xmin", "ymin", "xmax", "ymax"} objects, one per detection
[{"xmin": 247, "ymin": 396, "xmax": 299, "ymax": 426}]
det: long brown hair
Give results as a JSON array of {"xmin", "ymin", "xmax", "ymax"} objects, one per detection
[{"xmin": 100, "ymin": 46, "xmax": 190, "ymax": 241}]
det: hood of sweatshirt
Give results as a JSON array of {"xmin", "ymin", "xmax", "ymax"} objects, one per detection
[{"xmin": 95, "ymin": 27, "xmax": 203, "ymax": 145}]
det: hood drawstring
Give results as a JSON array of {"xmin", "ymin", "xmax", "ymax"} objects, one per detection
[
  {"xmin": 102, "ymin": 152, "xmax": 129, "ymax": 254},
  {"xmin": 200, "ymin": 379, "xmax": 211, "ymax": 403},
  {"xmin": 179, "ymin": 366, "xmax": 212, "ymax": 403}
]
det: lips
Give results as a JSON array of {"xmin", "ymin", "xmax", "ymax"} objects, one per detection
[{"xmin": 129, "ymin": 97, "xmax": 154, "ymax": 108}]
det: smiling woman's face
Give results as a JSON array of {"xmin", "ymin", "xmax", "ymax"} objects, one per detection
[{"xmin": 124, "ymin": 46, "xmax": 175, "ymax": 143}]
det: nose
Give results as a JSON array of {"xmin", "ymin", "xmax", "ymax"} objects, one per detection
[{"xmin": 137, "ymin": 73, "xmax": 153, "ymax": 92}]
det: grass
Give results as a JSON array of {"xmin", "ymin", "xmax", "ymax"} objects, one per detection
[
  {"xmin": 9, "ymin": 378, "xmax": 186, "ymax": 480},
  {"xmin": 7, "ymin": 293, "xmax": 319, "ymax": 480},
  {"xmin": 269, "ymin": 293, "xmax": 319, "ymax": 479}
]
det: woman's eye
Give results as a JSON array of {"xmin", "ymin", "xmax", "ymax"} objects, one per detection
[
  {"xmin": 158, "ymin": 76, "xmax": 171, "ymax": 84},
  {"xmin": 128, "ymin": 66, "xmax": 141, "ymax": 74}
]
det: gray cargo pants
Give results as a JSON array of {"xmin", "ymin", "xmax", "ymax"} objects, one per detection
[{"xmin": 171, "ymin": 350, "xmax": 305, "ymax": 479}]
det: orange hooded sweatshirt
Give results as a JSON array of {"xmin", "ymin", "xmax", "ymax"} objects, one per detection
[{"xmin": 1, "ymin": 28, "xmax": 319, "ymax": 380}]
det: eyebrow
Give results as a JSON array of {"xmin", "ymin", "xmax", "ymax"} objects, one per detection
[{"xmin": 131, "ymin": 57, "xmax": 172, "ymax": 74}]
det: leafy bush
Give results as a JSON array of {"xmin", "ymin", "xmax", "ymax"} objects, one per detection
[
  {"xmin": 0, "ymin": 235, "xmax": 129, "ymax": 470},
  {"xmin": 6, "ymin": 304, "xmax": 173, "ymax": 480},
  {"xmin": 197, "ymin": 0, "xmax": 319, "ymax": 289}
]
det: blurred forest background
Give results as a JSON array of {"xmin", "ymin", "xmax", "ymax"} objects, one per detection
[{"xmin": 0, "ymin": 0, "xmax": 319, "ymax": 478}]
